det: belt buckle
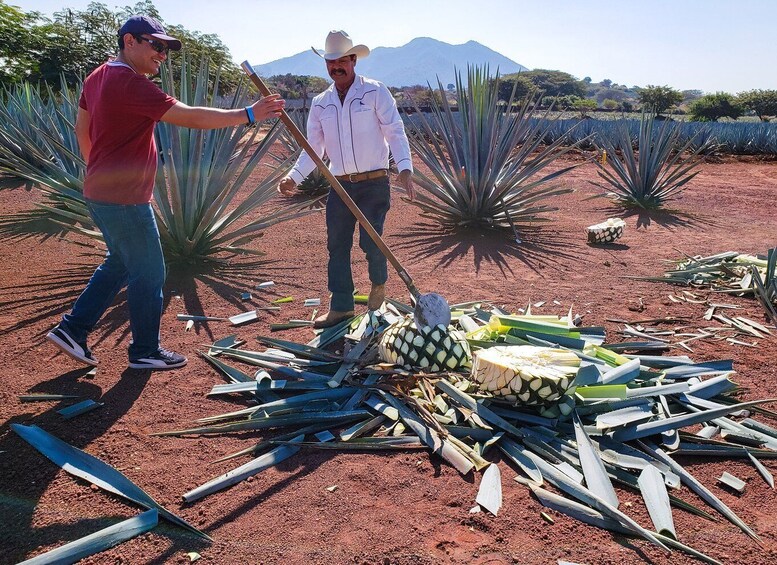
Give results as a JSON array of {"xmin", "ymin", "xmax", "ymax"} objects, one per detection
[{"xmin": 348, "ymin": 173, "xmax": 359, "ymax": 183}]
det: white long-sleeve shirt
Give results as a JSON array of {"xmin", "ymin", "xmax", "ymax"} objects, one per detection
[{"xmin": 288, "ymin": 75, "xmax": 413, "ymax": 184}]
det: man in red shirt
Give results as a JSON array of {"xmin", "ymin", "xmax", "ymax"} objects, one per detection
[{"xmin": 46, "ymin": 15, "xmax": 284, "ymax": 370}]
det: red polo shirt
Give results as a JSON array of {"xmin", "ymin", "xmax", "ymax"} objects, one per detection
[{"xmin": 79, "ymin": 63, "xmax": 177, "ymax": 204}]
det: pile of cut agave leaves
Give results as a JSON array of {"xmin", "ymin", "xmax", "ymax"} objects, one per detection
[
  {"xmin": 637, "ymin": 248, "xmax": 777, "ymax": 327},
  {"xmin": 151, "ymin": 296, "xmax": 777, "ymax": 564}
]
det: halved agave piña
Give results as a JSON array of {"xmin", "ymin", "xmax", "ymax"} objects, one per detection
[
  {"xmin": 470, "ymin": 345, "xmax": 580, "ymax": 405},
  {"xmin": 587, "ymin": 218, "xmax": 625, "ymax": 244},
  {"xmin": 378, "ymin": 317, "xmax": 471, "ymax": 372}
]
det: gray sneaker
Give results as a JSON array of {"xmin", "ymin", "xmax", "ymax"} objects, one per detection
[
  {"xmin": 129, "ymin": 348, "xmax": 187, "ymax": 370},
  {"xmin": 46, "ymin": 325, "xmax": 98, "ymax": 366}
]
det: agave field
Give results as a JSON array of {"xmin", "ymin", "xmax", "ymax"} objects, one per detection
[{"xmin": 1, "ymin": 65, "xmax": 777, "ymax": 564}]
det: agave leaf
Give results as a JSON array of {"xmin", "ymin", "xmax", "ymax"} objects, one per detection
[
  {"xmin": 519, "ymin": 445, "xmax": 668, "ymax": 551},
  {"xmin": 18, "ymin": 509, "xmax": 158, "ymax": 565},
  {"xmin": 239, "ymin": 387, "xmax": 357, "ymax": 418},
  {"xmin": 153, "ymin": 410, "xmax": 370, "ymax": 436},
  {"xmin": 611, "ymin": 399, "xmax": 774, "ymax": 442},
  {"xmin": 211, "ymin": 347, "xmax": 332, "ymax": 369},
  {"xmin": 435, "ymin": 379, "xmax": 524, "ymax": 439},
  {"xmin": 600, "ymin": 358, "xmax": 642, "ymax": 385},
  {"xmin": 498, "ymin": 438, "xmax": 543, "ymax": 484},
  {"xmin": 575, "ymin": 385, "xmax": 628, "ymax": 401},
  {"xmin": 573, "ymin": 412, "xmax": 619, "ymax": 508},
  {"xmin": 213, "ymin": 422, "xmax": 344, "ymax": 464},
  {"xmin": 475, "ymin": 464, "xmax": 503, "ymax": 516},
  {"xmin": 377, "ymin": 390, "xmax": 474, "ymax": 475},
  {"xmin": 19, "ymin": 394, "xmax": 80, "ymax": 402},
  {"xmin": 718, "ymin": 471, "xmax": 747, "ymax": 493},
  {"xmin": 626, "ymin": 382, "xmax": 690, "ymax": 399},
  {"xmin": 530, "ymin": 485, "xmax": 721, "ymax": 565},
  {"xmin": 11, "ymin": 424, "xmax": 209, "ymax": 540},
  {"xmin": 746, "ymin": 451, "xmax": 775, "ymax": 489},
  {"xmin": 675, "ymin": 399, "xmax": 777, "ymax": 450},
  {"xmin": 56, "ymin": 399, "xmax": 104, "ymax": 420},
  {"xmin": 639, "ymin": 441, "xmax": 761, "ymax": 543},
  {"xmin": 662, "ymin": 360, "xmax": 734, "ymax": 379},
  {"xmin": 638, "ymin": 465, "xmax": 676, "ymax": 539},
  {"xmin": 206, "ymin": 335, "xmax": 245, "ymax": 356},
  {"xmin": 209, "ymin": 380, "xmax": 328, "ymax": 395},
  {"xmin": 256, "ymin": 336, "xmax": 341, "ymax": 361},
  {"xmin": 271, "ymin": 437, "xmax": 425, "ymax": 450},
  {"xmin": 740, "ymin": 418, "xmax": 777, "ymax": 440},
  {"xmin": 183, "ymin": 435, "xmax": 304, "ymax": 502},
  {"xmin": 328, "ymin": 336, "xmax": 371, "ymax": 387},
  {"xmin": 197, "ymin": 352, "xmax": 253, "ymax": 383},
  {"xmin": 686, "ymin": 374, "xmax": 737, "ymax": 399},
  {"xmin": 675, "ymin": 440, "xmax": 777, "ymax": 459},
  {"xmin": 595, "ymin": 404, "xmax": 655, "ymax": 430}
]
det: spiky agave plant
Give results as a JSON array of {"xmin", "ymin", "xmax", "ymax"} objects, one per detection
[
  {"xmin": 592, "ymin": 111, "xmax": 711, "ymax": 209},
  {"xmin": 152, "ymin": 55, "xmax": 311, "ymax": 265},
  {"xmin": 404, "ymin": 65, "xmax": 584, "ymax": 235},
  {"xmin": 271, "ymin": 108, "xmax": 331, "ymax": 199},
  {"xmin": 0, "ymin": 79, "xmax": 93, "ymax": 237}
]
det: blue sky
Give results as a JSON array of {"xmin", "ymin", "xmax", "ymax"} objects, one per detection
[{"xmin": 21, "ymin": 0, "xmax": 777, "ymax": 92}]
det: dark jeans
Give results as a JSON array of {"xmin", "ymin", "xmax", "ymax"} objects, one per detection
[
  {"xmin": 326, "ymin": 177, "xmax": 391, "ymax": 311},
  {"xmin": 60, "ymin": 200, "xmax": 165, "ymax": 359}
]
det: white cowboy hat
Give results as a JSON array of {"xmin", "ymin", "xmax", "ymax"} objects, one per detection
[{"xmin": 312, "ymin": 30, "xmax": 370, "ymax": 60}]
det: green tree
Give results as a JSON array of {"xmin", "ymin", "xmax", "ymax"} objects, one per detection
[
  {"xmin": 404, "ymin": 84, "xmax": 445, "ymax": 108},
  {"xmin": 572, "ymin": 97, "xmax": 597, "ymax": 118},
  {"xmin": 495, "ymin": 73, "xmax": 535, "ymax": 102},
  {"xmin": 1, "ymin": 1, "xmax": 243, "ymax": 94},
  {"xmin": 0, "ymin": 1, "xmax": 41, "ymax": 83},
  {"xmin": 164, "ymin": 26, "xmax": 242, "ymax": 93},
  {"xmin": 637, "ymin": 85, "xmax": 683, "ymax": 115},
  {"xmin": 268, "ymin": 74, "xmax": 327, "ymax": 99},
  {"xmin": 688, "ymin": 92, "xmax": 744, "ymax": 122},
  {"xmin": 602, "ymin": 98, "xmax": 619, "ymax": 110},
  {"xmin": 515, "ymin": 69, "xmax": 587, "ymax": 98},
  {"xmin": 681, "ymin": 89, "xmax": 704, "ymax": 104},
  {"xmin": 27, "ymin": 3, "xmax": 125, "ymax": 85},
  {"xmin": 737, "ymin": 89, "xmax": 777, "ymax": 121},
  {"xmin": 594, "ymin": 88, "xmax": 629, "ymax": 105}
]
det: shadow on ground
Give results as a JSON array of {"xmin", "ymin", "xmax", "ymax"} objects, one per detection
[
  {"xmin": 388, "ymin": 221, "xmax": 584, "ymax": 278},
  {"xmin": 0, "ymin": 255, "xmax": 307, "ymax": 346},
  {"xmin": 597, "ymin": 204, "xmax": 719, "ymax": 231},
  {"xmin": 0, "ymin": 366, "xmax": 209, "ymax": 563}
]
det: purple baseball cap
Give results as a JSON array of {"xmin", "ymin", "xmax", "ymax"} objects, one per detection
[{"xmin": 118, "ymin": 15, "xmax": 182, "ymax": 51}]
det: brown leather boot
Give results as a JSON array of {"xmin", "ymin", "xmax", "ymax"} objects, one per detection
[
  {"xmin": 312, "ymin": 310, "xmax": 355, "ymax": 329},
  {"xmin": 367, "ymin": 284, "xmax": 385, "ymax": 310}
]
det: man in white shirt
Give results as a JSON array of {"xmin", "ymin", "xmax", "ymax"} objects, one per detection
[{"xmin": 279, "ymin": 30, "xmax": 414, "ymax": 328}]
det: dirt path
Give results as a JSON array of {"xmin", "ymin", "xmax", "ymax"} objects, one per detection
[{"xmin": 1, "ymin": 154, "xmax": 776, "ymax": 564}]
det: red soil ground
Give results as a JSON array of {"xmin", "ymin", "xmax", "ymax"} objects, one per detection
[{"xmin": 1, "ymin": 153, "xmax": 776, "ymax": 564}]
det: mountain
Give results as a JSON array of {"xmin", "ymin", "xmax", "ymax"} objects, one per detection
[{"xmin": 253, "ymin": 37, "xmax": 528, "ymax": 88}]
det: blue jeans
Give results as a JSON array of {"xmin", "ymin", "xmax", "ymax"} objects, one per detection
[
  {"xmin": 60, "ymin": 200, "xmax": 165, "ymax": 359},
  {"xmin": 326, "ymin": 177, "xmax": 391, "ymax": 312}
]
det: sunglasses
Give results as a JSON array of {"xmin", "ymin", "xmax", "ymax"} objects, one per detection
[{"xmin": 134, "ymin": 35, "xmax": 169, "ymax": 55}]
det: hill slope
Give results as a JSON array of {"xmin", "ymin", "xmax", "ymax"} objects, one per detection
[{"xmin": 254, "ymin": 37, "xmax": 527, "ymax": 87}]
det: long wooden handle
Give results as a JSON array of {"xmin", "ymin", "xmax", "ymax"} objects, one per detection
[{"xmin": 241, "ymin": 61, "xmax": 418, "ymax": 296}]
